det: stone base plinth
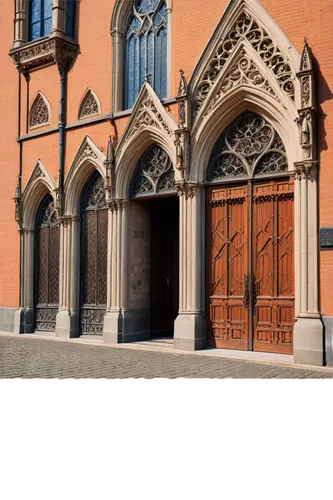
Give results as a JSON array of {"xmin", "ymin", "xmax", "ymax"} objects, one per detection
[
  {"xmin": 56, "ymin": 310, "xmax": 80, "ymax": 339},
  {"xmin": 173, "ymin": 314, "xmax": 206, "ymax": 351},
  {"xmin": 294, "ymin": 317, "xmax": 324, "ymax": 366}
]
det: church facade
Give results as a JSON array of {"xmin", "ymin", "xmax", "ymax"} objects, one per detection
[{"xmin": 0, "ymin": 0, "xmax": 333, "ymax": 367}]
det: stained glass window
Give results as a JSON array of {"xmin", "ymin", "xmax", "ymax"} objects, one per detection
[
  {"xmin": 65, "ymin": 0, "xmax": 76, "ymax": 38},
  {"xmin": 124, "ymin": 0, "xmax": 168, "ymax": 109},
  {"xmin": 29, "ymin": 0, "xmax": 53, "ymax": 41}
]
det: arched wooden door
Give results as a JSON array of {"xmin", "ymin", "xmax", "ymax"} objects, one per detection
[
  {"xmin": 80, "ymin": 171, "xmax": 108, "ymax": 335},
  {"xmin": 35, "ymin": 194, "xmax": 59, "ymax": 332},
  {"xmin": 206, "ymin": 112, "xmax": 295, "ymax": 354}
]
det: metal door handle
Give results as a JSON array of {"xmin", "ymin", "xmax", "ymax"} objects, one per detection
[
  {"xmin": 243, "ymin": 275, "xmax": 250, "ymax": 308},
  {"xmin": 253, "ymin": 279, "xmax": 258, "ymax": 309}
]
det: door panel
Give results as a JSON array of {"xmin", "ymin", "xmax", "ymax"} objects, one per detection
[
  {"xmin": 252, "ymin": 180, "xmax": 294, "ymax": 354},
  {"xmin": 80, "ymin": 173, "xmax": 107, "ymax": 335},
  {"xmin": 206, "ymin": 179, "xmax": 295, "ymax": 354},
  {"xmin": 207, "ymin": 185, "xmax": 249, "ymax": 350},
  {"xmin": 35, "ymin": 194, "xmax": 59, "ymax": 332}
]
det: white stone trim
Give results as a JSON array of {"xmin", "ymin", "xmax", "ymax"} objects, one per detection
[
  {"xmin": 188, "ymin": 0, "xmax": 301, "ymax": 122},
  {"xmin": 64, "ymin": 136, "xmax": 106, "ymax": 216},
  {"xmin": 78, "ymin": 87, "xmax": 101, "ymax": 120},
  {"xmin": 20, "ymin": 160, "xmax": 57, "ymax": 332},
  {"xmin": 191, "ymin": 41, "xmax": 296, "ymax": 134},
  {"xmin": 22, "ymin": 160, "xmax": 57, "ymax": 229},
  {"xmin": 110, "ymin": 0, "xmax": 172, "ymax": 112},
  {"xmin": 190, "ymin": 87, "xmax": 300, "ymax": 184},
  {"xmin": 55, "ymin": 136, "xmax": 107, "ymax": 338},
  {"xmin": 29, "ymin": 91, "xmax": 51, "ymax": 130},
  {"xmin": 115, "ymin": 82, "xmax": 178, "ymax": 199}
]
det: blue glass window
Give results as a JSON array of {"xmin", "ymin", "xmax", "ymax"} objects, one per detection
[
  {"xmin": 65, "ymin": 0, "xmax": 76, "ymax": 38},
  {"xmin": 29, "ymin": 0, "xmax": 53, "ymax": 41},
  {"xmin": 124, "ymin": 0, "xmax": 168, "ymax": 110}
]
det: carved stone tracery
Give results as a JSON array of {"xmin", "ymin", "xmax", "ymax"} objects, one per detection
[
  {"xmin": 193, "ymin": 10, "xmax": 295, "ymax": 120},
  {"xmin": 30, "ymin": 94, "xmax": 49, "ymax": 128},
  {"xmin": 82, "ymin": 175, "xmax": 107, "ymax": 210},
  {"xmin": 31, "ymin": 165, "xmax": 45, "ymax": 182},
  {"xmin": 79, "ymin": 90, "xmax": 100, "ymax": 119},
  {"xmin": 10, "ymin": 37, "xmax": 78, "ymax": 72},
  {"xmin": 129, "ymin": 92, "xmax": 172, "ymax": 140},
  {"xmin": 207, "ymin": 111, "xmax": 288, "ymax": 181},
  {"xmin": 80, "ymin": 145, "xmax": 98, "ymax": 162},
  {"xmin": 131, "ymin": 145, "xmax": 175, "ymax": 196},
  {"xmin": 205, "ymin": 50, "xmax": 280, "ymax": 117}
]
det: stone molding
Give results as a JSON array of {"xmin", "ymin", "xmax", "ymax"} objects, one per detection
[{"xmin": 9, "ymin": 34, "xmax": 79, "ymax": 72}]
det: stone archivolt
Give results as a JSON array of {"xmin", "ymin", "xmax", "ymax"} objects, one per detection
[
  {"xmin": 207, "ymin": 111, "xmax": 288, "ymax": 181},
  {"xmin": 193, "ymin": 9, "xmax": 295, "ymax": 120},
  {"xmin": 204, "ymin": 49, "xmax": 280, "ymax": 117},
  {"xmin": 126, "ymin": 92, "xmax": 172, "ymax": 144}
]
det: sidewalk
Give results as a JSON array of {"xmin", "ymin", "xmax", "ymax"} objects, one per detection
[{"xmin": 0, "ymin": 332, "xmax": 333, "ymax": 378}]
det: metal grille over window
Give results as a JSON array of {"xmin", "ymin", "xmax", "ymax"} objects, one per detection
[
  {"xmin": 30, "ymin": 93, "xmax": 49, "ymax": 128},
  {"xmin": 79, "ymin": 90, "xmax": 100, "ymax": 119},
  {"xmin": 207, "ymin": 111, "xmax": 288, "ymax": 182},
  {"xmin": 130, "ymin": 145, "xmax": 175, "ymax": 197},
  {"xmin": 80, "ymin": 172, "xmax": 107, "ymax": 335},
  {"xmin": 35, "ymin": 194, "xmax": 59, "ymax": 332},
  {"xmin": 125, "ymin": 0, "xmax": 168, "ymax": 109}
]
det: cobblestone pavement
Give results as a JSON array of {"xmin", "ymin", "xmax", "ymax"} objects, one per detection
[{"xmin": 1, "ymin": 334, "xmax": 332, "ymax": 379}]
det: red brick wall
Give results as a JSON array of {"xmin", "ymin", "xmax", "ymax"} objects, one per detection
[{"xmin": 0, "ymin": 0, "xmax": 332, "ymax": 314}]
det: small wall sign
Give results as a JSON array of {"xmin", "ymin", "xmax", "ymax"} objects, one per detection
[{"xmin": 319, "ymin": 227, "xmax": 333, "ymax": 250}]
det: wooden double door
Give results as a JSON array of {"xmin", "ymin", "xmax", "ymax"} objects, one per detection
[{"xmin": 206, "ymin": 179, "xmax": 295, "ymax": 354}]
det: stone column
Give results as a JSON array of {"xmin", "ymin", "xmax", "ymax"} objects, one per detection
[
  {"xmin": 104, "ymin": 201, "xmax": 129, "ymax": 343},
  {"xmin": 56, "ymin": 216, "xmax": 80, "ymax": 338},
  {"xmin": 294, "ymin": 163, "xmax": 323, "ymax": 366},
  {"xmin": 13, "ymin": 0, "xmax": 28, "ymax": 48},
  {"xmin": 174, "ymin": 184, "xmax": 206, "ymax": 350},
  {"xmin": 52, "ymin": 0, "xmax": 66, "ymax": 36},
  {"xmin": 22, "ymin": 229, "xmax": 35, "ymax": 332},
  {"xmin": 111, "ymin": 29, "xmax": 124, "ymax": 112},
  {"xmin": 294, "ymin": 174, "xmax": 301, "ymax": 318},
  {"xmin": 14, "ymin": 229, "xmax": 26, "ymax": 333}
]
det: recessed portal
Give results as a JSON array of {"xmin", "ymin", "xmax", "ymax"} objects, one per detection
[
  {"xmin": 131, "ymin": 196, "xmax": 179, "ymax": 339},
  {"xmin": 150, "ymin": 197, "xmax": 179, "ymax": 338}
]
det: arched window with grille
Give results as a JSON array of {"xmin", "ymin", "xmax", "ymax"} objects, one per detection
[
  {"xmin": 124, "ymin": 0, "xmax": 168, "ymax": 110},
  {"xmin": 29, "ymin": 0, "xmax": 53, "ymax": 41},
  {"xmin": 35, "ymin": 194, "xmax": 59, "ymax": 332},
  {"xmin": 80, "ymin": 171, "xmax": 108, "ymax": 336}
]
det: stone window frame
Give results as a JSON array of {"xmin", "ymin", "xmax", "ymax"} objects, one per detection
[
  {"xmin": 29, "ymin": 91, "xmax": 51, "ymax": 130},
  {"xmin": 111, "ymin": 0, "xmax": 173, "ymax": 113},
  {"xmin": 78, "ymin": 88, "xmax": 101, "ymax": 120},
  {"xmin": 11, "ymin": 1, "xmax": 78, "ymax": 72}
]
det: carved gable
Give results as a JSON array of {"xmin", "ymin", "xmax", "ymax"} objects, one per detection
[
  {"xmin": 116, "ymin": 82, "xmax": 176, "ymax": 158},
  {"xmin": 203, "ymin": 46, "xmax": 281, "ymax": 119},
  {"xmin": 191, "ymin": 0, "xmax": 298, "ymax": 121},
  {"xmin": 22, "ymin": 160, "xmax": 55, "ymax": 201},
  {"xmin": 72, "ymin": 136, "xmax": 103, "ymax": 166}
]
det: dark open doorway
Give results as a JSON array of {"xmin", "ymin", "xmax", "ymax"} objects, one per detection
[{"xmin": 149, "ymin": 197, "xmax": 179, "ymax": 338}]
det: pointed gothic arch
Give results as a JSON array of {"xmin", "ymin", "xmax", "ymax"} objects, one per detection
[
  {"xmin": 22, "ymin": 160, "xmax": 56, "ymax": 230},
  {"xmin": 64, "ymin": 136, "xmax": 106, "ymax": 217},
  {"xmin": 188, "ymin": 0, "xmax": 300, "ymax": 126},
  {"xmin": 115, "ymin": 82, "xmax": 178, "ymax": 199},
  {"xmin": 29, "ymin": 92, "xmax": 50, "ymax": 129},
  {"xmin": 190, "ymin": 87, "xmax": 300, "ymax": 184},
  {"xmin": 19, "ymin": 160, "xmax": 58, "ymax": 333},
  {"xmin": 78, "ymin": 88, "xmax": 101, "ymax": 120}
]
